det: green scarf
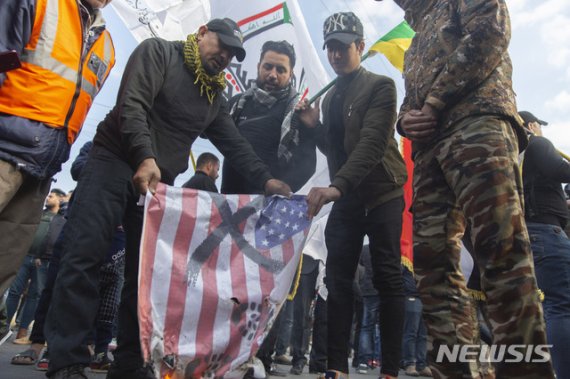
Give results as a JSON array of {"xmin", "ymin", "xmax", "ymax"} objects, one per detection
[{"xmin": 183, "ymin": 34, "xmax": 227, "ymax": 104}]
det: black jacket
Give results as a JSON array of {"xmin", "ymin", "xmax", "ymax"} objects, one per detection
[
  {"xmin": 523, "ymin": 135, "xmax": 570, "ymax": 228},
  {"xmin": 221, "ymin": 91, "xmax": 316, "ymax": 194},
  {"xmin": 183, "ymin": 171, "xmax": 218, "ymax": 193},
  {"xmin": 93, "ymin": 38, "xmax": 272, "ymax": 188}
]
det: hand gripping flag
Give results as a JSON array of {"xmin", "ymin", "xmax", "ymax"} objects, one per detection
[{"xmin": 138, "ymin": 184, "xmax": 311, "ymax": 379}]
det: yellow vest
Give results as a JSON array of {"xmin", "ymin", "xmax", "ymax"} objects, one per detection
[{"xmin": 0, "ymin": 0, "xmax": 115, "ymax": 144}]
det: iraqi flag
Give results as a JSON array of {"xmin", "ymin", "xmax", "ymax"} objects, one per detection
[{"xmin": 138, "ymin": 183, "xmax": 311, "ymax": 378}]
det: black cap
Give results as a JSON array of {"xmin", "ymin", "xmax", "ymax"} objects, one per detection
[
  {"xmin": 323, "ymin": 12, "xmax": 364, "ymax": 49},
  {"xmin": 206, "ymin": 18, "xmax": 246, "ymax": 62},
  {"xmin": 519, "ymin": 111, "xmax": 548, "ymax": 126}
]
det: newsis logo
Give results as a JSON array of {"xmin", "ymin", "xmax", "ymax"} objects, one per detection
[{"xmin": 436, "ymin": 344, "xmax": 552, "ymax": 363}]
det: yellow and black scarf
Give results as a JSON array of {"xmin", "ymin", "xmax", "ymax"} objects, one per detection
[{"xmin": 183, "ymin": 34, "xmax": 226, "ymax": 104}]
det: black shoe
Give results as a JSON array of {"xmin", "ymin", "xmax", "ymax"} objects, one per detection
[
  {"xmin": 106, "ymin": 363, "xmax": 156, "ymax": 379},
  {"xmin": 267, "ymin": 364, "xmax": 288, "ymax": 377},
  {"xmin": 309, "ymin": 363, "xmax": 326, "ymax": 374},
  {"xmin": 49, "ymin": 365, "xmax": 88, "ymax": 379},
  {"xmin": 290, "ymin": 362, "xmax": 304, "ymax": 375}
]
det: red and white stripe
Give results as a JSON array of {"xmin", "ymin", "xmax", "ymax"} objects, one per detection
[{"xmin": 139, "ymin": 184, "xmax": 309, "ymax": 378}]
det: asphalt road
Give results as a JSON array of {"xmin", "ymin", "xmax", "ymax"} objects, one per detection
[{"xmin": 0, "ymin": 335, "xmax": 422, "ymax": 379}]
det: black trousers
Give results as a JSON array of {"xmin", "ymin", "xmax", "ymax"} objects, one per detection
[
  {"xmin": 46, "ymin": 146, "xmax": 144, "ymax": 374},
  {"xmin": 325, "ymin": 194, "xmax": 404, "ymax": 377},
  {"xmin": 309, "ymin": 294, "xmax": 327, "ymax": 372}
]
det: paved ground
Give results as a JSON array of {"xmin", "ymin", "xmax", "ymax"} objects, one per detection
[{"xmin": 0, "ymin": 335, "xmax": 422, "ymax": 379}]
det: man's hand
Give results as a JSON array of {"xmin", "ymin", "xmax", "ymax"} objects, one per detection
[
  {"xmin": 264, "ymin": 179, "xmax": 292, "ymax": 198},
  {"xmin": 133, "ymin": 158, "xmax": 161, "ymax": 195},
  {"xmin": 400, "ymin": 106, "xmax": 438, "ymax": 143},
  {"xmin": 34, "ymin": 258, "xmax": 42, "ymax": 268},
  {"xmin": 295, "ymin": 98, "xmax": 321, "ymax": 128},
  {"xmin": 306, "ymin": 186, "xmax": 341, "ymax": 219}
]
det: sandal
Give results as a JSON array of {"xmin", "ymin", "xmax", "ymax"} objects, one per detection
[
  {"xmin": 11, "ymin": 348, "xmax": 39, "ymax": 365},
  {"xmin": 36, "ymin": 348, "xmax": 50, "ymax": 371}
]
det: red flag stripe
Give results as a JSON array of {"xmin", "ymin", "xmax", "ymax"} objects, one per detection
[
  {"xmin": 163, "ymin": 189, "xmax": 198, "ymax": 356},
  {"xmin": 216, "ymin": 194, "xmax": 253, "ymax": 375},
  {"xmin": 138, "ymin": 183, "xmax": 168, "ymax": 361},
  {"xmin": 194, "ymin": 197, "xmax": 224, "ymax": 376}
]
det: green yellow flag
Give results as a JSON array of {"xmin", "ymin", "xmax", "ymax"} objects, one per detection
[{"xmin": 368, "ymin": 21, "xmax": 415, "ymax": 73}]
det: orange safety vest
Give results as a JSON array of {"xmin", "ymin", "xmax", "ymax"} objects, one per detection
[{"xmin": 0, "ymin": 0, "xmax": 115, "ymax": 144}]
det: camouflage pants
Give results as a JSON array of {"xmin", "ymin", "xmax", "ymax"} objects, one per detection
[{"xmin": 412, "ymin": 116, "xmax": 555, "ymax": 379}]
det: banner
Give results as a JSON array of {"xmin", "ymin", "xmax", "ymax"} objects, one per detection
[
  {"xmin": 111, "ymin": 0, "xmax": 210, "ymax": 42},
  {"xmin": 210, "ymin": 0, "xmax": 330, "ymax": 101},
  {"xmin": 139, "ymin": 184, "xmax": 311, "ymax": 378}
]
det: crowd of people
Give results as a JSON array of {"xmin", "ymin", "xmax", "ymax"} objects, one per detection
[{"xmin": 1, "ymin": 0, "xmax": 569, "ymax": 379}]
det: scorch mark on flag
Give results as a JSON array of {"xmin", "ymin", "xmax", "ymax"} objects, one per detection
[{"xmin": 140, "ymin": 185, "xmax": 312, "ymax": 378}]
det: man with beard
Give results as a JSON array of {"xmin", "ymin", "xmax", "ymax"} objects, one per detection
[{"xmin": 222, "ymin": 40, "xmax": 316, "ymax": 195}]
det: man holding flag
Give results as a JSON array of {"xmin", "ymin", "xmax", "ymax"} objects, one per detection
[
  {"xmin": 222, "ymin": 40, "xmax": 316, "ymax": 195},
  {"xmin": 299, "ymin": 12, "xmax": 407, "ymax": 379},
  {"xmin": 390, "ymin": 0, "xmax": 556, "ymax": 377},
  {"xmin": 44, "ymin": 18, "xmax": 291, "ymax": 379},
  {"xmin": 222, "ymin": 39, "xmax": 316, "ymax": 378}
]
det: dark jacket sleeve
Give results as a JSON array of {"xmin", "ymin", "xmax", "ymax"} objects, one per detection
[
  {"xmin": 113, "ymin": 38, "xmax": 168, "ymax": 170},
  {"xmin": 0, "ymin": 0, "xmax": 35, "ymax": 84},
  {"xmin": 527, "ymin": 137, "xmax": 570, "ymax": 182},
  {"xmin": 331, "ymin": 76, "xmax": 398, "ymax": 195},
  {"xmin": 71, "ymin": 141, "xmax": 93, "ymax": 181},
  {"xmin": 204, "ymin": 100, "xmax": 273, "ymax": 191},
  {"xmin": 39, "ymin": 214, "xmax": 66, "ymax": 259}
]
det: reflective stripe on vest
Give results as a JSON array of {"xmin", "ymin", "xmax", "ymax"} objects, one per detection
[{"xmin": 0, "ymin": 0, "xmax": 115, "ymax": 144}]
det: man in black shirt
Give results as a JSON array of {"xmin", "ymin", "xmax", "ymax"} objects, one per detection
[
  {"xmin": 521, "ymin": 111, "xmax": 570, "ymax": 379},
  {"xmin": 182, "ymin": 152, "xmax": 220, "ymax": 192},
  {"xmin": 45, "ymin": 18, "xmax": 291, "ymax": 379}
]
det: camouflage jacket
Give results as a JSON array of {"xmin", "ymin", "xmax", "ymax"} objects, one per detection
[{"xmin": 395, "ymin": 0, "xmax": 527, "ymax": 149}]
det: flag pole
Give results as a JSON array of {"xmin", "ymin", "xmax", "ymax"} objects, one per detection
[{"xmin": 307, "ymin": 51, "xmax": 375, "ymax": 105}]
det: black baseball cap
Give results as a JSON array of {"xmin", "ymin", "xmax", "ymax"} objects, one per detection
[
  {"xmin": 206, "ymin": 18, "xmax": 246, "ymax": 62},
  {"xmin": 323, "ymin": 12, "xmax": 364, "ymax": 49},
  {"xmin": 519, "ymin": 111, "xmax": 548, "ymax": 126}
]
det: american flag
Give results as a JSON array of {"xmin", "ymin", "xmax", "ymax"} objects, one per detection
[{"xmin": 138, "ymin": 184, "xmax": 311, "ymax": 379}]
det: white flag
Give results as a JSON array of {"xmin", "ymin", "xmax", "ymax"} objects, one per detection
[{"xmin": 110, "ymin": 0, "xmax": 210, "ymax": 42}]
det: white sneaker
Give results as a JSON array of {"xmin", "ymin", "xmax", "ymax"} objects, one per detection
[{"xmin": 357, "ymin": 363, "xmax": 368, "ymax": 374}]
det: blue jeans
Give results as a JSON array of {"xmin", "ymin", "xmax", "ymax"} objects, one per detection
[
  {"xmin": 527, "ymin": 222, "xmax": 570, "ymax": 379},
  {"xmin": 402, "ymin": 296, "xmax": 427, "ymax": 370},
  {"xmin": 6, "ymin": 254, "xmax": 48, "ymax": 330},
  {"xmin": 274, "ymin": 299, "xmax": 294, "ymax": 356},
  {"xmin": 358, "ymin": 295, "xmax": 381, "ymax": 364}
]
